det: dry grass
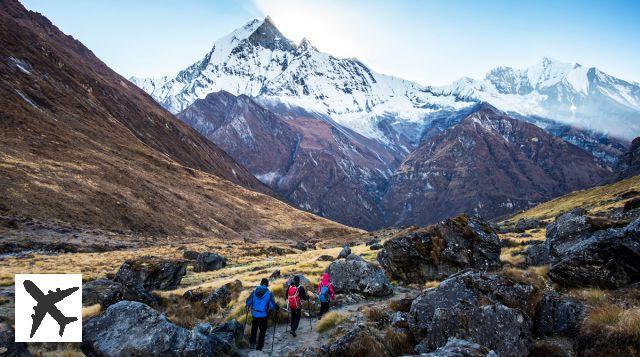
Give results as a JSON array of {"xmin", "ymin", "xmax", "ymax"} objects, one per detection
[
  {"xmin": 363, "ymin": 306, "xmax": 388, "ymax": 325},
  {"xmin": 578, "ymin": 304, "xmax": 640, "ymax": 355},
  {"xmin": 508, "ymin": 175, "xmax": 640, "ymax": 222},
  {"xmin": 82, "ymin": 304, "xmax": 102, "ymax": 320},
  {"xmin": 500, "ymin": 246, "xmax": 526, "ymax": 265},
  {"xmin": 568, "ymin": 288, "xmax": 608, "ymax": 306},
  {"xmin": 425, "ymin": 280, "xmax": 440, "ymax": 289},
  {"xmin": 316, "ymin": 311, "xmax": 348, "ymax": 333},
  {"xmin": 383, "ymin": 327, "xmax": 414, "ymax": 355},
  {"xmin": 501, "ymin": 266, "xmax": 548, "ymax": 292}
]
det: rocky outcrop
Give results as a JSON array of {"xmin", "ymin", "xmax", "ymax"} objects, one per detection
[
  {"xmin": 115, "ymin": 256, "xmax": 187, "ymax": 291},
  {"xmin": 194, "ymin": 252, "xmax": 227, "ymax": 272},
  {"xmin": 534, "ymin": 292, "xmax": 585, "ymax": 337},
  {"xmin": 409, "ymin": 270, "xmax": 535, "ymax": 356},
  {"xmin": 0, "ymin": 323, "xmax": 30, "ymax": 357},
  {"xmin": 369, "ymin": 242, "xmax": 383, "ymax": 250},
  {"xmin": 378, "ymin": 216, "xmax": 501, "ymax": 283},
  {"xmin": 82, "ymin": 301, "xmax": 238, "ymax": 356},
  {"xmin": 523, "ymin": 242, "xmax": 550, "ymax": 266},
  {"xmin": 325, "ymin": 254, "xmax": 393, "ymax": 297},
  {"xmin": 614, "ymin": 137, "xmax": 640, "ymax": 180},
  {"xmin": 183, "ymin": 280, "xmax": 242, "ymax": 311},
  {"xmin": 548, "ymin": 218, "xmax": 640, "ymax": 288},
  {"xmin": 337, "ymin": 245, "xmax": 351, "ymax": 259},
  {"xmin": 417, "ymin": 338, "xmax": 497, "ymax": 356},
  {"xmin": 83, "ymin": 278, "xmax": 157, "ymax": 307}
]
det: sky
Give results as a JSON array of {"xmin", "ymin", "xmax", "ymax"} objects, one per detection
[{"xmin": 21, "ymin": 0, "xmax": 640, "ymax": 86}]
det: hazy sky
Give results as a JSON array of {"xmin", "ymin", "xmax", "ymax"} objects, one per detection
[{"xmin": 22, "ymin": 0, "xmax": 640, "ymax": 85}]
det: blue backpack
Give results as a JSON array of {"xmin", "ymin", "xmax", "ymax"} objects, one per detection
[{"xmin": 318, "ymin": 285, "xmax": 330, "ymax": 303}]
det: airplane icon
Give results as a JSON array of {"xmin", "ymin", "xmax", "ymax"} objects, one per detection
[{"xmin": 23, "ymin": 280, "xmax": 79, "ymax": 338}]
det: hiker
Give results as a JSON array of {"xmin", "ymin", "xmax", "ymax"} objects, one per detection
[
  {"xmin": 286, "ymin": 275, "xmax": 309, "ymax": 337},
  {"xmin": 317, "ymin": 273, "xmax": 335, "ymax": 318},
  {"xmin": 245, "ymin": 278, "xmax": 279, "ymax": 351}
]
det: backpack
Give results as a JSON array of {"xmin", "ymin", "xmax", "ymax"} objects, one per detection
[
  {"xmin": 319, "ymin": 284, "xmax": 330, "ymax": 303},
  {"xmin": 287, "ymin": 285, "xmax": 300, "ymax": 310}
]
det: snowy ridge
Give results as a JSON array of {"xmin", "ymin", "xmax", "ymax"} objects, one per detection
[{"xmin": 131, "ymin": 19, "xmax": 640, "ymax": 143}]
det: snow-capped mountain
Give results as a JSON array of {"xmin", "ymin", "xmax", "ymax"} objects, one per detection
[
  {"xmin": 130, "ymin": 17, "xmax": 473, "ymax": 153},
  {"xmin": 433, "ymin": 57, "xmax": 640, "ymax": 140}
]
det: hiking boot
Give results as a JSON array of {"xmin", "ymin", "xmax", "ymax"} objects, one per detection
[
  {"xmin": 290, "ymin": 330, "xmax": 297, "ymax": 337},
  {"xmin": 249, "ymin": 343, "xmax": 256, "ymax": 350}
]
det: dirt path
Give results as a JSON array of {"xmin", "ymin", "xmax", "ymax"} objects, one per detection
[{"xmin": 237, "ymin": 287, "xmax": 418, "ymax": 356}]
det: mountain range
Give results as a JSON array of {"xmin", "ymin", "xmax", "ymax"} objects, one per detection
[{"xmin": 127, "ymin": 17, "xmax": 636, "ymax": 229}]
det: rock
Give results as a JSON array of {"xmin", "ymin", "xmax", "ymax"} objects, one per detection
[
  {"xmin": 83, "ymin": 278, "xmax": 124, "ymax": 307},
  {"xmin": 202, "ymin": 286, "xmax": 232, "ymax": 309},
  {"xmin": 414, "ymin": 303, "xmax": 531, "ymax": 357},
  {"xmin": 269, "ymin": 269, "xmax": 281, "ymax": 280},
  {"xmin": 182, "ymin": 250, "xmax": 199, "ymax": 260},
  {"xmin": 183, "ymin": 289, "xmax": 207, "ymax": 302},
  {"xmin": 316, "ymin": 255, "xmax": 334, "ymax": 261},
  {"xmin": 83, "ymin": 278, "xmax": 157, "ymax": 307},
  {"xmin": 524, "ymin": 242, "xmax": 550, "ymax": 266},
  {"xmin": 337, "ymin": 244, "xmax": 351, "ymax": 259},
  {"xmin": 548, "ymin": 218, "xmax": 640, "ymax": 288},
  {"xmin": 534, "ymin": 292, "xmax": 585, "ymax": 337},
  {"xmin": 193, "ymin": 320, "xmax": 243, "ymax": 352},
  {"xmin": 624, "ymin": 197, "xmax": 640, "ymax": 212},
  {"xmin": 390, "ymin": 311, "xmax": 411, "ymax": 329},
  {"xmin": 283, "ymin": 274, "xmax": 312, "ymax": 290},
  {"xmin": 369, "ymin": 242, "xmax": 383, "ymax": 250},
  {"xmin": 546, "ymin": 210, "xmax": 628, "ymax": 262},
  {"xmin": 323, "ymin": 324, "xmax": 389, "ymax": 357},
  {"xmin": 194, "ymin": 252, "xmax": 227, "ymax": 272},
  {"xmin": 115, "ymin": 256, "xmax": 187, "ymax": 291},
  {"xmin": 325, "ymin": 254, "xmax": 393, "ymax": 297},
  {"xmin": 409, "ymin": 270, "xmax": 536, "ymax": 356},
  {"xmin": 0, "ymin": 323, "xmax": 30, "ymax": 357},
  {"xmin": 417, "ymin": 337, "xmax": 497, "ymax": 356},
  {"xmin": 366, "ymin": 238, "xmax": 380, "ymax": 246},
  {"xmin": 378, "ymin": 215, "xmax": 501, "ymax": 283},
  {"xmin": 294, "ymin": 241, "xmax": 311, "ymax": 251},
  {"xmin": 82, "ymin": 301, "xmax": 236, "ymax": 356},
  {"xmin": 511, "ymin": 218, "xmax": 543, "ymax": 233}
]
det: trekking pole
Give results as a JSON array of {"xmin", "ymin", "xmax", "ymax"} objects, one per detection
[{"xmin": 270, "ymin": 311, "xmax": 278, "ymax": 357}]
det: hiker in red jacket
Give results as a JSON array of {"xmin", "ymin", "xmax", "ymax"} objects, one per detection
[
  {"xmin": 317, "ymin": 273, "xmax": 335, "ymax": 318},
  {"xmin": 286, "ymin": 275, "xmax": 309, "ymax": 337}
]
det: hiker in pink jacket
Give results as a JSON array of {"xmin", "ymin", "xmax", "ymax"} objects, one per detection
[{"xmin": 317, "ymin": 273, "xmax": 335, "ymax": 317}]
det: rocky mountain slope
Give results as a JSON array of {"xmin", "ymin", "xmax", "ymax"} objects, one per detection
[
  {"xmin": 614, "ymin": 137, "xmax": 640, "ymax": 180},
  {"xmin": 382, "ymin": 104, "xmax": 610, "ymax": 226},
  {"xmin": 178, "ymin": 91, "xmax": 399, "ymax": 229},
  {"xmin": 0, "ymin": 0, "xmax": 356, "ymax": 239}
]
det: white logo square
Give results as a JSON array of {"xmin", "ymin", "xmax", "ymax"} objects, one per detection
[{"xmin": 14, "ymin": 274, "xmax": 82, "ymax": 342}]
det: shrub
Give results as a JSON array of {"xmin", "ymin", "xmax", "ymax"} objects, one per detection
[{"xmin": 316, "ymin": 311, "xmax": 347, "ymax": 333}]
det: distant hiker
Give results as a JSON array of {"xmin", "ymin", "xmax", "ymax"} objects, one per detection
[
  {"xmin": 317, "ymin": 273, "xmax": 335, "ymax": 318},
  {"xmin": 286, "ymin": 275, "xmax": 309, "ymax": 337},
  {"xmin": 246, "ymin": 278, "xmax": 279, "ymax": 351}
]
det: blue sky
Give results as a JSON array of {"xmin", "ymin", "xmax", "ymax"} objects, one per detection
[{"xmin": 22, "ymin": 0, "xmax": 640, "ymax": 85}]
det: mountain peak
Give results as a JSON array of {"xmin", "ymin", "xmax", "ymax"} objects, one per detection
[{"xmin": 246, "ymin": 16, "xmax": 296, "ymax": 52}]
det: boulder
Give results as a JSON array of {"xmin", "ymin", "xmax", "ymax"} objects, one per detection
[
  {"xmin": 269, "ymin": 269, "xmax": 281, "ymax": 280},
  {"xmin": 0, "ymin": 323, "xmax": 30, "ymax": 357},
  {"xmin": 326, "ymin": 254, "xmax": 393, "ymax": 297},
  {"xmin": 83, "ymin": 278, "xmax": 157, "ymax": 307},
  {"xmin": 534, "ymin": 292, "xmax": 585, "ymax": 337},
  {"xmin": 115, "ymin": 256, "xmax": 187, "ymax": 291},
  {"xmin": 337, "ymin": 244, "xmax": 351, "ymax": 259},
  {"xmin": 82, "ymin": 301, "xmax": 236, "ymax": 356},
  {"xmin": 417, "ymin": 337, "xmax": 497, "ymax": 356},
  {"xmin": 316, "ymin": 255, "xmax": 334, "ymax": 262},
  {"xmin": 193, "ymin": 320, "xmax": 243, "ymax": 352},
  {"xmin": 294, "ymin": 241, "xmax": 311, "ymax": 251},
  {"xmin": 369, "ymin": 242, "xmax": 383, "ymax": 250},
  {"xmin": 194, "ymin": 252, "xmax": 227, "ymax": 272},
  {"xmin": 182, "ymin": 250, "xmax": 199, "ymax": 260},
  {"xmin": 513, "ymin": 218, "xmax": 543, "ymax": 233},
  {"xmin": 366, "ymin": 238, "xmax": 380, "ymax": 246},
  {"xmin": 378, "ymin": 215, "xmax": 501, "ymax": 283},
  {"xmin": 409, "ymin": 270, "xmax": 535, "ymax": 356},
  {"xmin": 524, "ymin": 242, "xmax": 550, "ymax": 266},
  {"xmin": 548, "ymin": 218, "xmax": 640, "ymax": 288},
  {"xmin": 283, "ymin": 274, "xmax": 312, "ymax": 290},
  {"xmin": 546, "ymin": 210, "xmax": 628, "ymax": 262},
  {"xmin": 202, "ymin": 286, "xmax": 232, "ymax": 310}
]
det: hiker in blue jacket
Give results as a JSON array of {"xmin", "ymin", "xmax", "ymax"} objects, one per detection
[{"xmin": 245, "ymin": 278, "xmax": 279, "ymax": 351}]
